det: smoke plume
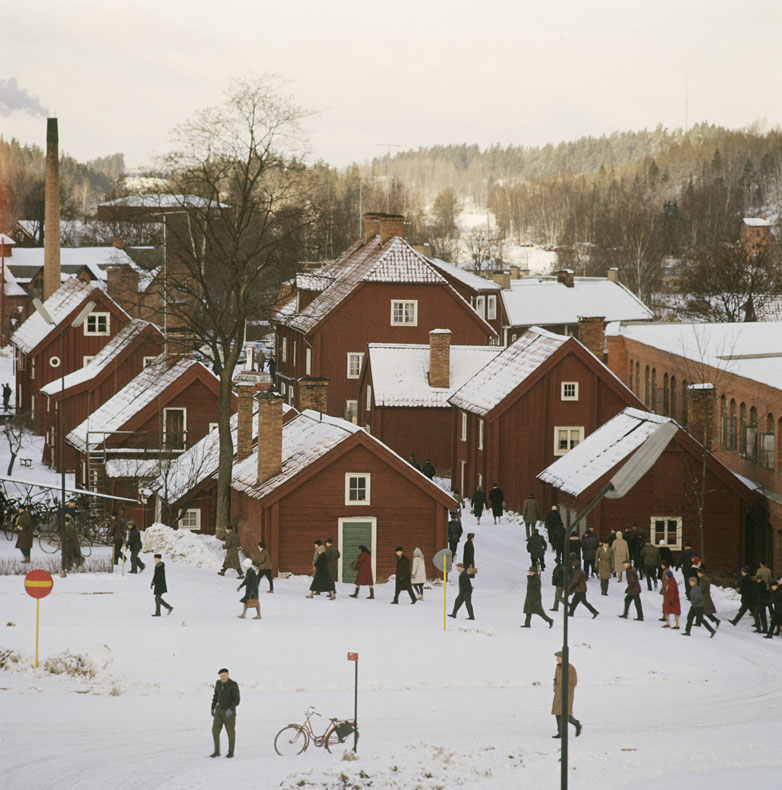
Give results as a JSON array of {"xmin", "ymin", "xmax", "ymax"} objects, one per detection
[{"xmin": 0, "ymin": 77, "xmax": 48, "ymax": 118}]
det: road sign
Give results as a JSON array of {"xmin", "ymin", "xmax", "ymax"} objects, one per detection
[
  {"xmin": 432, "ymin": 548, "xmax": 453, "ymax": 573},
  {"xmin": 347, "ymin": 652, "xmax": 358, "ymax": 662},
  {"xmin": 24, "ymin": 569, "xmax": 54, "ymax": 599}
]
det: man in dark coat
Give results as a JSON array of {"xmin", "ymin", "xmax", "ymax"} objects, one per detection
[
  {"xmin": 765, "ymin": 580, "xmax": 782, "ymax": 638},
  {"xmin": 409, "ymin": 454, "xmax": 421, "ymax": 471},
  {"xmin": 15, "ymin": 505, "xmax": 33, "ymax": 563},
  {"xmin": 462, "ymin": 532, "xmax": 475, "ymax": 570},
  {"xmin": 268, "ymin": 357, "xmax": 276, "ymax": 386},
  {"xmin": 657, "ymin": 540, "xmax": 674, "ymax": 568},
  {"xmin": 150, "ymin": 554, "xmax": 173, "ymax": 615},
  {"xmin": 618, "ymin": 560, "xmax": 643, "ymax": 620},
  {"xmin": 256, "ymin": 540, "xmax": 273, "ymax": 592},
  {"xmin": 448, "ymin": 563, "xmax": 475, "ymax": 620},
  {"xmin": 211, "ymin": 668, "xmax": 240, "ymax": 757},
  {"xmin": 683, "ymin": 577, "xmax": 716, "ymax": 637},
  {"xmin": 580, "ymin": 528, "xmax": 598, "ymax": 578},
  {"xmin": 567, "ymin": 563, "xmax": 599, "ymax": 618},
  {"xmin": 544, "ymin": 507, "xmax": 565, "ymax": 562},
  {"xmin": 126, "ymin": 521, "xmax": 145, "ymax": 573},
  {"xmin": 2, "ymin": 382, "xmax": 11, "ymax": 411},
  {"xmin": 218, "ymin": 525, "xmax": 244, "ymax": 578},
  {"xmin": 521, "ymin": 567, "xmax": 554, "ymax": 628},
  {"xmin": 447, "ymin": 511, "xmax": 463, "ymax": 556},
  {"xmin": 421, "ymin": 459, "xmax": 436, "ymax": 479},
  {"xmin": 641, "ymin": 540, "xmax": 660, "ymax": 590},
  {"xmin": 522, "ymin": 492, "xmax": 539, "ymax": 539},
  {"xmin": 109, "ymin": 511, "xmax": 126, "ymax": 566},
  {"xmin": 751, "ymin": 575, "xmax": 769, "ymax": 633},
  {"xmin": 552, "ymin": 651, "xmax": 582, "ymax": 738},
  {"xmin": 729, "ymin": 567, "xmax": 757, "ymax": 626},
  {"xmin": 527, "ymin": 528, "xmax": 547, "ymax": 570},
  {"xmin": 62, "ymin": 514, "xmax": 82, "ymax": 571},
  {"xmin": 391, "ymin": 547, "xmax": 416, "ymax": 604},
  {"xmin": 550, "ymin": 557, "xmax": 565, "ymax": 612},
  {"xmin": 488, "ymin": 483, "xmax": 504, "ymax": 524},
  {"xmin": 567, "ymin": 530, "xmax": 582, "ymax": 566},
  {"xmin": 306, "ymin": 545, "xmax": 335, "ymax": 599},
  {"xmin": 470, "ymin": 487, "xmax": 487, "ymax": 524},
  {"xmin": 677, "ymin": 542, "xmax": 698, "ymax": 596},
  {"xmin": 325, "ymin": 537, "xmax": 340, "ymax": 586}
]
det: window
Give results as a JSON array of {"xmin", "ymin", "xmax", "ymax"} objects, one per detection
[
  {"xmin": 347, "ymin": 352, "xmax": 364, "ymax": 379},
  {"xmin": 17, "ymin": 350, "xmax": 25, "ymax": 371},
  {"xmin": 561, "ymin": 382, "xmax": 579, "ymax": 401},
  {"xmin": 461, "ymin": 411, "xmax": 468, "ymax": 442},
  {"xmin": 487, "ymin": 294, "xmax": 497, "ymax": 320},
  {"xmin": 281, "ymin": 336, "xmax": 288, "ymax": 363},
  {"xmin": 163, "ymin": 407, "xmax": 186, "ymax": 450},
  {"xmin": 651, "ymin": 516, "xmax": 682, "ymax": 551},
  {"xmin": 83, "ymin": 355, "xmax": 96, "ymax": 367},
  {"xmin": 178, "ymin": 509, "xmax": 201, "ymax": 531},
  {"xmin": 345, "ymin": 473, "xmax": 371, "ymax": 505},
  {"xmin": 474, "ymin": 295, "xmax": 486, "ymax": 318},
  {"xmin": 366, "ymin": 385, "xmax": 372, "ymax": 411},
  {"xmin": 390, "ymin": 300, "xmax": 417, "ymax": 326},
  {"xmin": 84, "ymin": 312, "xmax": 110, "ymax": 336},
  {"xmin": 345, "ymin": 400, "xmax": 358, "ymax": 423},
  {"xmin": 143, "ymin": 356, "xmax": 157, "ymax": 368},
  {"xmin": 280, "ymin": 381, "xmax": 287, "ymax": 396},
  {"xmin": 478, "ymin": 418, "xmax": 484, "ymax": 451},
  {"xmin": 292, "ymin": 340, "xmax": 297, "ymax": 367},
  {"xmin": 554, "ymin": 426, "xmax": 584, "ymax": 456},
  {"xmin": 477, "ymin": 472, "xmax": 483, "ymax": 490},
  {"xmin": 305, "ymin": 347, "xmax": 312, "ymax": 376},
  {"xmin": 760, "ymin": 431, "xmax": 775, "ymax": 470},
  {"xmin": 31, "ymin": 358, "xmax": 35, "ymax": 380}
]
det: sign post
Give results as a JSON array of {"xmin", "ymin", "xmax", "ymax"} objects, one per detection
[
  {"xmin": 432, "ymin": 549, "xmax": 453, "ymax": 632},
  {"xmin": 24, "ymin": 570, "xmax": 54, "ymax": 668},
  {"xmin": 347, "ymin": 652, "xmax": 358, "ymax": 752}
]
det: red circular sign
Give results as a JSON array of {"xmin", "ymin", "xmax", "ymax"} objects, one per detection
[{"xmin": 24, "ymin": 569, "xmax": 54, "ymax": 599}]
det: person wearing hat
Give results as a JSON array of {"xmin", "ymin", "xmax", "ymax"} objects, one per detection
[
  {"xmin": 552, "ymin": 651, "xmax": 581, "ymax": 738},
  {"xmin": 126, "ymin": 521, "xmax": 145, "ymax": 573},
  {"xmin": 218, "ymin": 524, "xmax": 244, "ymax": 579},
  {"xmin": 682, "ymin": 576, "xmax": 716, "ymax": 638},
  {"xmin": 256, "ymin": 541, "xmax": 273, "ymax": 592},
  {"xmin": 237, "ymin": 558, "xmax": 261, "ymax": 619},
  {"xmin": 696, "ymin": 568, "xmax": 720, "ymax": 629},
  {"xmin": 448, "ymin": 563, "xmax": 475, "ymax": 620},
  {"xmin": 765, "ymin": 580, "xmax": 782, "ymax": 638},
  {"xmin": 109, "ymin": 511, "xmax": 126, "ymax": 567},
  {"xmin": 448, "ymin": 510, "xmax": 463, "ymax": 556},
  {"xmin": 521, "ymin": 566, "xmax": 553, "ymax": 628},
  {"xmin": 618, "ymin": 559, "xmax": 643, "ymax": 621},
  {"xmin": 729, "ymin": 566, "xmax": 757, "ymax": 626},
  {"xmin": 14, "ymin": 504, "xmax": 33, "ymax": 563},
  {"xmin": 150, "ymin": 554, "xmax": 173, "ymax": 616},
  {"xmin": 567, "ymin": 562, "xmax": 599, "ymax": 618},
  {"xmin": 62, "ymin": 513, "xmax": 83, "ymax": 571},
  {"xmin": 391, "ymin": 547, "xmax": 416, "ymax": 605},
  {"xmin": 596, "ymin": 538, "xmax": 613, "ymax": 596},
  {"xmin": 211, "ymin": 668, "xmax": 240, "ymax": 757},
  {"xmin": 306, "ymin": 544, "xmax": 335, "ymax": 600},
  {"xmin": 657, "ymin": 540, "xmax": 673, "ymax": 569},
  {"xmin": 348, "ymin": 544, "xmax": 374, "ymax": 599},
  {"xmin": 661, "ymin": 569, "xmax": 681, "ymax": 629}
]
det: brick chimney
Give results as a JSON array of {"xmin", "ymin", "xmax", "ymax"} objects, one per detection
[
  {"xmin": 687, "ymin": 383, "xmax": 716, "ymax": 449},
  {"xmin": 105, "ymin": 264, "xmax": 139, "ymax": 318},
  {"xmin": 378, "ymin": 214, "xmax": 405, "ymax": 245},
  {"xmin": 429, "ymin": 329, "xmax": 451, "ymax": 388},
  {"xmin": 297, "ymin": 377, "xmax": 329, "ymax": 414},
  {"xmin": 509, "ymin": 265, "xmax": 520, "ymax": 279},
  {"xmin": 363, "ymin": 213, "xmax": 382, "ymax": 242},
  {"xmin": 235, "ymin": 384, "xmax": 255, "ymax": 462},
  {"xmin": 257, "ymin": 392, "xmax": 283, "ymax": 484},
  {"xmin": 43, "ymin": 118, "xmax": 61, "ymax": 300},
  {"xmin": 607, "ymin": 267, "xmax": 619, "ymax": 283},
  {"xmin": 491, "ymin": 272, "xmax": 510, "ymax": 289},
  {"xmin": 556, "ymin": 269, "xmax": 575, "ymax": 288},
  {"xmin": 577, "ymin": 316, "xmax": 606, "ymax": 359}
]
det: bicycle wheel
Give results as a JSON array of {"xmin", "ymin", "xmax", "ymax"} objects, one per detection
[
  {"xmin": 79, "ymin": 536, "xmax": 92, "ymax": 558},
  {"xmin": 274, "ymin": 725, "xmax": 309, "ymax": 756},
  {"xmin": 325, "ymin": 723, "xmax": 357, "ymax": 754},
  {"xmin": 38, "ymin": 531, "xmax": 61, "ymax": 554}
]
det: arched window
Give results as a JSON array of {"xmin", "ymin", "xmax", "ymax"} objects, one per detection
[
  {"xmin": 651, "ymin": 368, "xmax": 658, "ymax": 412},
  {"xmin": 644, "ymin": 366, "xmax": 651, "ymax": 407},
  {"xmin": 719, "ymin": 395, "xmax": 727, "ymax": 448},
  {"xmin": 629, "ymin": 359, "xmax": 634, "ymax": 392},
  {"xmin": 670, "ymin": 376, "xmax": 677, "ymax": 420},
  {"xmin": 746, "ymin": 407, "xmax": 758, "ymax": 462},
  {"xmin": 761, "ymin": 413, "xmax": 775, "ymax": 470},
  {"xmin": 682, "ymin": 380, "xmax": 689, "ymax": 428},
  {"xmin": 739, "ymin": 403, "xmax": 747, "ymax": 457},
  {"xmin": 635, "ymin": 362, "xmax": 640, "ymax": 396},
  {"xmin": 728, "ymin": 399, "xmax": 737, "ymax": 451},
  {"xmin": 663, "ymin": 373, "xmax": 670, "ymax": 415}
]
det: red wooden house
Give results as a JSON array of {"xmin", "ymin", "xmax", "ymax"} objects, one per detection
[
  {"xmin": 449, "ymin": 326, "xmax": 646, "ymax": 513},
  {"xmin": 231, "ymin": 393, "xmax": 457, "ymax": 581},
  {"xmin": 10, "ymin": 277, "xmax": 131, "ymax": 433},
  {"xmin": 538, "ymin": 408, "xmax": 757, "ymax": 571},
  {"xmin": 274, "ymin": 213, "xmax": 496, "ymax": 422},
  {"xmin": 357, "ymin": 329, "xmax": 501, "ymax": 475},
  {"xmin": 39, "ymin": 319, "xmax": 165, "ymax": 473}
]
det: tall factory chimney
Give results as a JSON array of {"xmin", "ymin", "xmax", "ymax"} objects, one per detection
[{"xmin": 43, "ymin": 118, "xmax": 61, "ymax": 300}]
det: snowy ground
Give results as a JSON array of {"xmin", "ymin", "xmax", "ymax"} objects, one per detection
[{"xmin": 1, "ymin": 504, "xmax": 780, "ymax": 790}]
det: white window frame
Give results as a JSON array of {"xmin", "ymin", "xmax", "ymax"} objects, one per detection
[
  {"xmin": 338, "ymin": 516, "xmax": 377, "ymax": 584},
  {"xmin": 163, "ymin": 407, "xmax": 187, "ymax": 449},
  {"xmin": 478, "ymin": 418, "xmax": 484, "ymax": 451},
  {"xmin": 390, "ymin": 299, "xmax": 418, "ymax": 326},
  {"xmin": 345, "ymin": 399, "xmax": 358, "ymax": 423},
  {"xmin": 143, "ymin": 356, "xmax": 157, "ymax": 368},
  {"xmin": 82, "ymin": 355, "xmax": 96, "ymax": 367},
  {"xmin": 366, "ymin": 384, "xmax": 372, "ymax": 411},
  {"xmin": 178, "ymin": 508, "xmax": 201, "ymax": 531},
  {"xmin": 461, "ymin": 411, "xmax": 468, "ymax": 442},
  {"xmin": 346, "ymin": 352, "xmax": 364, "ymax": 379},
  {"xmin": 31, "ymin": 358, "xmax": 35, "ymax": 380},
  {"xmin": 554, "ymin": 426, "xmax": 584, "ymax": 456},
  {"xmin": 477, "ymin": 472, "xmax": 483, "ymax": 489},
  {"xmin": 487, "ymin": 294, "xmax": 498, "ymax": 320},
  {"xmin": 281, "ymin": 336, "xmax": 288, "ymax": 363},
  {"xmin": 292, "ymin": 340, "xmax": 297, "ymax": 367},
  {"xmin": 84, "ymin": 312, "xmax": 110, "ymax": 336},
  {"xmin": 561, "ymin": 382, "xmax": 579, "ymax": 401},
  {"xmin": 305, "ymin": 347, "xmax": 312, "ymax": 376},
  {"xmin": 650, "ymin": 516, "xmax": 683, "ymax": 551},
  {"xmin": 345, "ymin": 473, "xmax": 371, "ymax": 506},
  {"xmin": 474, "ymin": 295, "xmax": 486, "ymax": 318}
]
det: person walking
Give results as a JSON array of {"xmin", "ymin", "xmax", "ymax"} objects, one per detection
[
  {"xmin": 596, "ymin": 539, "xmax": 613, "ymax": 596},
  {"xmin": 391, "ymin": 547, "xmax": 417, "ymax": 605},
  {"xmin": 256, "ymin": 541, "xmax": 273, "ymax": 592},
  {"xmin": 678, "ymin": 543, "xmax": 698, "ymax": 597},
  {"xmin": 2, "ymin": 382, "xmax": 11, "ymax": 411},
  {"xmin": 348, "ymin": 545, "xmax": 374, "ymax": 599},
  {"xmin": 642, "ymin": 539, "xmax": 660, "ymax": 591},
  {"xmin": 567, "ymin": 530, "xmax": 581, "ymax": 567},
  {"xmin": 14, "ymin": 504, "xmax": 33, "ymax": 563},
  {"xmin": 448, "ymin": 563, "xmax": 475, "ymax": 620},
  {"xmin": 462, "ymin": 532, "xmax": 475, "ymax": 572},
  {"xmin": 521, "ymin": 566, "xmax": 554, "ymax": 628},
  {"xmin": 210, "ymin": 668, "xmax": 240, "ymax": 758},
  {"xmin": 552, "ymin": 651, "xmax": 582, "ymax": 738},
  {"xmin": 611, "ymin": 531, "xmax": 630, "ymax": 582},
  {"xmin": 470, "ymin": 487, "xmax": 487, "ymax": 524},
  {"xmin": 408, "ymin": 453, "xmax": 421, "ymax": 471},
  {"xmin": 62, "ymin": 514, "xmax": 83, "ymax": 571},
  {"xmin": 729, "ymin": 567, "xmax": 757, "ymax": 626},
  {"xmin": 237, "ymin": 559, "xmax": 261, "ymax": 619},
  {"xmin": 657, "ymin": 540, "xmax": 673, "ymax": 569},
  {"xmin": 421, "ymin": 459, "xmax": 436, "ymax": 479},
  {"xmin": 567, "ymin": 562, "xmax": 599, "ymax": 618},
  {"xmin": 310, "ymin": 540, "xmax": 323, "ymax": 594},
  {"xmin": 696, "ymin": 568, "xmax": 721, "ymax": 629},
  {"xmin": 527, "ymin": 527, "xmax": 547, "ymax": 570},
  {"xmin": 268, "ymin": 357, "xmax": 276, "ymax": 387},
  {"xmin": 488, "ymin": 483, "xmax": 504, "ymax": 524},
  {"xmin": 662, "ymin": 570, "xmax": 681, "ymax": 629},
  {"xmin": 218, "ymin": 525, "xmax": 244, "ymax": 579},
  {"xmin": 580, "ymin": 528, "xmax": 598, "ymax": 578},
  {"xmin": 109, "ymin": 511, "xmax": 126, "ymax": 567},
  {"xmin": 522, "ymin": 492, "xmax": 539, "ymax": 539},
  {"xmin": 751, "ymin": 574, "xmax": 769, "ymax": 634},
  {"xmin": 150, "ymin": 554, "xmax": 173, "ymax": 616},
  {"xmin": 448, "ymin": 510, "xmax": 463, "ymax": 557},
  {"xmin": 411, "ymin": 547, "xmax": 426, "ymax": 600},
  {"xmin": 682, "ymin": 576, "xmax": 716, "ymax": 637},
  {"xmin": 765, "ymin": 580, "xmax": 782, "ymax": 638},
  {"xmin": 550, "ymin": 556, "xmax": 566, "ymax": 612},
  {"xmin": 545, "ymin": 507, "xmax": 565, "ymax": 563},
  {"xmin": 126, "ymin": 521, "xmax": 145, "ymax": 573},
  {"xmin": 618, "ymin": 560, "xmax": 643, "ymax": 621},
  {"xmin": 306, "ymin": 545, "xmax": 335, "ymax": 599},
  {"xmin": 325, "ymin": 537, "xmax": 340, "ymax": 590}
]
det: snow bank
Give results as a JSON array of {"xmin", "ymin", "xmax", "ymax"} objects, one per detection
[
  {"xmin": 141, "ymin": 523, "xmax": 225, "ymax": 569},
  {"xmin": 0, "ymin": 644, "xmax": 113, "ymax": 680}
]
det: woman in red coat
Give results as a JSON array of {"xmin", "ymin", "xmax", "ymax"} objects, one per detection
[
  {"xmin": 662, "ymin": 570, "xmax": 681, "ymax": 629},
  {"xmin": 349, "ymin": 545, "xmax": 374, "ymax": 600}
]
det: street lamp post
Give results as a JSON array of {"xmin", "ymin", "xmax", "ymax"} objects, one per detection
[
  {"xmin": 32, "ymin": 298, "xmax": 95, "ymax": 577},
  {"xmin": 558, "ymin": 420, "xmax": 677, "ymax": 790}
]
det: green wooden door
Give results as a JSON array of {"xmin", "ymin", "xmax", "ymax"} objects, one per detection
[{"xmin": 341, "ymin": 521, "xmax": 373, "ymax": 583}]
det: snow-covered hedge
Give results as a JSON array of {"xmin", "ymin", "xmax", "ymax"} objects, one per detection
[{"xmin": 141, "ymin": 523, "xmax": 225, "ymax": 569}]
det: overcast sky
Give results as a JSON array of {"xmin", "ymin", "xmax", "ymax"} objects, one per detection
[{"xmin": 3, "ymin": 0, "xmax": 781, "ymax": 170}]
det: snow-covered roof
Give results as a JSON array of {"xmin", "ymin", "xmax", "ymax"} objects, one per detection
[
  {"xmin": 501, "ymin": 276, "xmax": 653, "ymax": 327},
  {"xmin": 5, "ymin": 246, "xmax": 137, "ymax": 276},
  {"xmin": 449, "ymin": 326, "xmax": 568, "ymax": 416},
  {"xmin": 538, "ymin": 408, "xmax": 673, "ymax": 496},
  {"xmin": 40, "ymin": 320, "xmax": 162, "ymax": 397},
  {"xmin": 742, "ymin": 217, "xmax": 771, "ymax": 227},
  {"xmin": 98, "ymin": 194, "xmax": 229, "ymax": 210},
  {"xmin": 105, "ymin": 458, "xmax": 160, "ymax": 479},
  {"xmin": 607, "ymin": 321, "xmax": 782, "ymax": 390},
  {"xmin": 429, "ymin": 258, "xmax": 502, "ymax": 292},
  {"xmin": 10, "ymin": 278, "xmax": 99, "ymax": 355},
  {"xmin": 3, "ymin": 265, "xmax": 27, "ymax": 297},
  {"xmin": 66, "ymin": 356, "xmax": 214, "ymax": 452},
  {"xmin": 368, "ymin": 343, "xmax": 502, "ymax": 408},
  {"xmin": 295, "ymin": 271, "xmax": 335, "ymax": 292}
]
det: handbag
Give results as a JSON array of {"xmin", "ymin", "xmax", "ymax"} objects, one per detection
[{"xmin": 350, "ymin": 559, "xmax": 359, "ymax": 571}]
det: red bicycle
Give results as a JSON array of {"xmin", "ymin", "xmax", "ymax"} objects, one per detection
[{"xmin": 274, "ymin": 706, "xmax": 358, "ymax": 756}]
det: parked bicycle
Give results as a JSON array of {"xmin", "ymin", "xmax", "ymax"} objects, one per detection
[{"xmin": 274, "ymin": 706, "xmax": 357, "ymax": 756}]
